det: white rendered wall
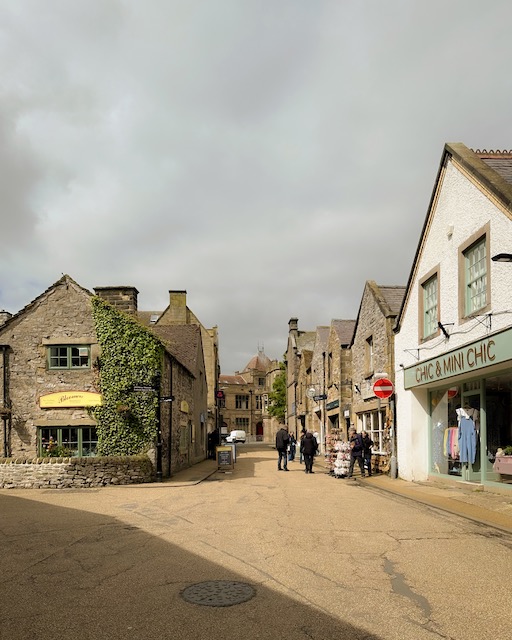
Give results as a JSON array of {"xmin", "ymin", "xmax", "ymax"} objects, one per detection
[{"xmin": 395, "ymin": 158, "xmax": 512, "ymax": 481}]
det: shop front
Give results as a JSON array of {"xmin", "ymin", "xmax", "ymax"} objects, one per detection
[{"xmin": 404, "ymin": 328, "xmax": 512, "ymax": 488}]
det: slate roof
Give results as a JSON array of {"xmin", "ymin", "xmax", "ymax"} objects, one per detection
[
  {"xmin": 379, "ymin": 286, "xmax": 406, "ymax": 316},
  {"xmin": 138, "ymin": 311, "xmax": 162, "ymax": 327},
  {"xmin": 219, "ymin": 374, "xmax": 248, "ymax": 385},
  {"xmin": 297, "ymin": 331, "xmax": 316, "ymax": 353},
  {"xmin": 476, "ymin": 151, "xmax": 512, "ymax": 185},
  {"xmin": 316, "ymin": 326, "xmax": 330, "ymax": 347},
  {"xmin": 331, "ymin": 319, "xmax": 356, "ymax": 346},
  {"xmin": 148, "ymin": 324, "xmax": 200, "ymax": 377}
]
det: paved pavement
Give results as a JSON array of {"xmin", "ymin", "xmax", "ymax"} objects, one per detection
[
  {"xmin": 2, "ymin": 443, "xmax": 512, "ymax": 640},
  {"xmin": 167, "ymin": 445, "xmax": 512, "ymax": 534}
]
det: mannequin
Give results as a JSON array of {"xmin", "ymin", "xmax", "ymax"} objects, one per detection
[{"xmin": 456, "ymin": 405, "xmax": 479, "ymax": 464}]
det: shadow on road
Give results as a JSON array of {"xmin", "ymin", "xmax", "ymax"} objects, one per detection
[{"xmin": 0, "ymin": 491, "xmax": 381, "ymax": 640}]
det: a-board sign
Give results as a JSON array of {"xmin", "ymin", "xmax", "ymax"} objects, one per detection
[{"xmin": 216, "ymin": 445, "xmax": 234, "ymax": 470}]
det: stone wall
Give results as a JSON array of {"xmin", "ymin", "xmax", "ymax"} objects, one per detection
[{"xmin": 0, "ymin": 455, "xmax": 154, "ymax": 489}]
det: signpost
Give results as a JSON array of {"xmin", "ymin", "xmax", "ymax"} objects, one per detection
[{"xmin": 373, "ymin": 378, "xmax": 394, "ymax": 399}]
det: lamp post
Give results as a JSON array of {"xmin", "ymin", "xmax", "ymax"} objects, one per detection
[
  {"xmin": 248, "ymin": 389, "xmax": 253, "ymax": 439},
  {"xmin": 492, "ymin": 253, "xmax": 512, "ymax": 262}
]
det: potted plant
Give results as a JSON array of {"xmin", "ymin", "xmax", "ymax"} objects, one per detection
[{"xmin": 494, "ymin": 445, "xmax": 512, "ymax": 475}]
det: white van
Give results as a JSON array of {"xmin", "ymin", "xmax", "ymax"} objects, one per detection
[{"xmin": 226, "ymin": 430, "xmax": 246, "ymax": 443}]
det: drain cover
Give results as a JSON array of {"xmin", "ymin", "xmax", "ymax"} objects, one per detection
[{"xmin": 180, "ymin": 580, "xmax": 256, "ymax": 607}]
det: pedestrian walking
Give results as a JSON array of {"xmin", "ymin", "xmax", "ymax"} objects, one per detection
[
  {"xmin": 362, "ymin": 431, "xmax": 374, "ymax": 476},
  {"xmin": 302, "ymin": 430, "xmax": 318, "ymax": 474},
  {"xmin": 275, "ymin": 425, "xmax": 290, "ymax": 471},
  {"xmin": 299, "ymin": 428, "xmax": 306, "ymax": 464},
  {"xmin": 207, "ymin": 427, "xmax": 220, "ymax": 460},
  {"xmin": 347, "ymin": 427, "xmax": 365, "ymax": 478},
  {"xmin": 288, "ymin": 433, "xmax": 297, "ymax": 462}
]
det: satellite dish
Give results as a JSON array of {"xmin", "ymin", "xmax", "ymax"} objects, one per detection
[{"xmin": 306, "ymin": 387, "xmax": 316, "ymax": 399}]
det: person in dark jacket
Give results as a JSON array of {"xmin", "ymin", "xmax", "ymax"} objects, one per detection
[
  {"xmin": 301, "ymin": 431, "xmax": 318, "ymax": 474},
  {"xmin": 275, "ymin": 426, "xmax": 290, "ymax": 471},
  {"xmin": 362, "ymin": 431, "xmax": 374, "ymax": 476},
  {"xmin": 347, "ymin": 427, "xmax": 365, "ymax": 477},
  {"xmin": 299, "ymin": 428, "xmax": 306, "ymax": 464}
]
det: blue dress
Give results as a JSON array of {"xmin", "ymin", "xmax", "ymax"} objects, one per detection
[{"xmin": 458, "ymin": 415, "xmax": 477, "ymax": 464}]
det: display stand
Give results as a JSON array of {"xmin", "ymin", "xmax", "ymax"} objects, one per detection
[{"xmin": 325, "ymin": 429, "xmax": 351, "ymax": 478}]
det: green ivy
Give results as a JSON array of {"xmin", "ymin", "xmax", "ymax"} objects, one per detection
[{"xmin": 90, "ymin": 297, "xmax": 164, "ymax": 456}]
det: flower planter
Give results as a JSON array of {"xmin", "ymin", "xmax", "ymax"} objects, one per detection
[{"xmin": 494, "ymin": 456, "xmax": 512, "ymax": 475}]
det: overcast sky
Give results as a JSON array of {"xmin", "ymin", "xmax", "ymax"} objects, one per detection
[{"xmin": 1, "ymin": 1, "xmax": 511, "ymax": 373}]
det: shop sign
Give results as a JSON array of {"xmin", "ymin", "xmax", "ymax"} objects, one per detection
[
  {"xmin": 404, "ymin": 328, "xmax": 512, "ymax": 389},
  {"xmin": 39, "ymin": 391, "xmax": 103, "ymax": 408},
  {"xmin": 326, "ymin": 399, "xmax": 339, "ymax": 410}
]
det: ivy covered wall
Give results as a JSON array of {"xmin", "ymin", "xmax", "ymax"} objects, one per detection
[{"xmin": 91, "ymin": 297, "xmax": 164, "ymax": 456}]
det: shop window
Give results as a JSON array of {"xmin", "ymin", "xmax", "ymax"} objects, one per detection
[
  {"xmin": 419, "ymin": 271, "xmax": 439, "ymax": 340},
  {"xmin": 48, "ymin": 345, "xmax": 90, "ymax": 370},
  {"xmin": 459, "ymin": 225, "xmax": 490, "ymax": 320},
  {"xmin": 361, "ymin": 410, "xmax": 385, "ymax": 453},
  {"xmin": 39, "ymin": 426, "xmax": 97, "ymax": 457},
  {"xmin": 430, "ymin": 388, "xmax": 461, "ymax": 476}
]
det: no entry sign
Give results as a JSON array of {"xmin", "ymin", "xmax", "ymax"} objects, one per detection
[{"xmin": 373, "ymin": 378, "xmax": 394, "ymax": 399}]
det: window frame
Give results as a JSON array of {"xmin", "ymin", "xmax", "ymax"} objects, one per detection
[
  {"xmin": 47, "ymin": 345, "xmax": 91, "ymax": 370},
  {"xmin": 418, "ymin": 266, "xmax": 440, "ymax": 342},
  {"xmin": 235, "ymin": 394, "xmax": 249, "ymax": 409},
  {"xmin": 458, "ymin": 223, "xmax": 491, "ymax": 322},
  {"xmin": 38, "ymin": 426, "xmax": 98, "ymax": 457},
  {"xmin": 360, "ymin": 409, "xmax": 386, "ymax": 454}
]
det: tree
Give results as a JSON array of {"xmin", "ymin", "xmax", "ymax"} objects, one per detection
[{"xmin": 268, "ymin": 363, "xmax": 286, "ymax": 423}]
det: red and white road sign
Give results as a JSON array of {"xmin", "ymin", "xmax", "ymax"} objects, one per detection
[{"xmin": 373, "ymin": 378, "xmax": 394, "ymax": 399}]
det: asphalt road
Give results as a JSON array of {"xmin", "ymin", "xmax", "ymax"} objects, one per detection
[{"xmin": 1, "ymin": 444, "xmax": 511, "ymax": 640}]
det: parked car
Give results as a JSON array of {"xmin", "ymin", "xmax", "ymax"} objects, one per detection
[{"xmin": 225, "ymin": 430, "xmax": 246, "ymax": 443}]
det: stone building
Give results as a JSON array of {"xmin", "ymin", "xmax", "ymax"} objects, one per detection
[
  {"xmin": 325, "ymin": 319, "xmax": 356, "ymax": 440},
  {"xmin": 218, "ymin": 348, "xmax": 278, "ymax": 442},
  {"xmin": 138, "ymin": 289, "xmax": 219, "ymax": 438},
  {"xmin": 350, "ymin": 281, "xmax": 405, "ymax": 474},
  {"xmin": 294, "ymin": 340, "xmax": 314, "ymax": 437},
  {"xmin": 0, "ymin": 275, "xmax": 208, "ymax": 479},
  {"xmin": 285, "ymin": 318, "xmax": 316, "ymax": 439}
]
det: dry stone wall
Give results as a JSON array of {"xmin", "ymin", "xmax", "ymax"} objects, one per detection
[{"xmin": 0, "ymin": 455, "xmax": 154, "ymax": 489}]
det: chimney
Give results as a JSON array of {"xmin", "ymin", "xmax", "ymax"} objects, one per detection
[
  {"xmin": 94, "ymin": 286, "xmax": 139, "ymax": 315},
  {"xmin": 0, "ymin": 311, "xmax": 12, "ymax": 327},
  {"xmin": 288, "ymin": 317, "xmax": 299, "ymax": 336},
  {"xmin": 169, "ymin": 290, "xmax": 188, "ymax": 324}
]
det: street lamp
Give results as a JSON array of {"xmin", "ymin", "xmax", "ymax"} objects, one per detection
[
  {"xmin": 248, "ymin": 389, "xmax": 253, "ymax": 438},
  {"xmin": 492, "ymin": 253, "xmax": 512, "ymax": 262}
]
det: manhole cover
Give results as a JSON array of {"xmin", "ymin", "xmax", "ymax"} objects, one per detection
[{"xmin": 180, "ymin": 580, "xmax": 256, "ymax": 607}]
